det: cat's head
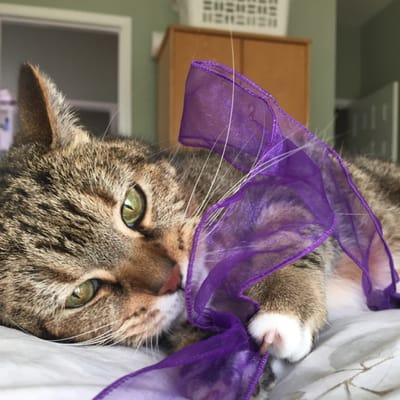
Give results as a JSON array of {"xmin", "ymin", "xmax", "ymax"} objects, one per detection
[{"xmin": 0, "ymin": 64, "xmax": 198, "ymax": 345}]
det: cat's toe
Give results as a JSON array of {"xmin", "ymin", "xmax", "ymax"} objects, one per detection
[{"xmin": 248, "ymin": 312, "xmax": 312, "ymax": 362}]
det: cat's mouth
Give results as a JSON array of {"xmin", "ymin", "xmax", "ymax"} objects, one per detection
[{"xmin": 114, "ymin": 289, "xmax": 185, "ymax": 347}]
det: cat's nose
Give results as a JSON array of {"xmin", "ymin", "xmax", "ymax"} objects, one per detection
[{"xmin": 158, "ymin": 264, "xmax": 182, "ymax": 295}]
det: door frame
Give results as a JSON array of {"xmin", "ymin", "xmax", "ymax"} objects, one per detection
[{"xmin": 0, "ymin": 3, "xmax": 132, "ymax": 136}]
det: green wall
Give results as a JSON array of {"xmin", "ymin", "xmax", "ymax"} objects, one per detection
[
  {"xmin": 336, "ymin": 24, "xmax": 361, "ymax": 99},
  {"xmin": 361, "ymin": 0, "xmax": 400, "ymax": 97},
  {"xmin": 289, "ymin": 0, "xmax": 337, "ymax": 139},
  {"xmin": 361, "ymin": 0, "xmax": 400, "ymax": 159},
  {"xmin": 0, "ymin": 0, "xmax": 178, "ymax": 142},
  {"xmin": 0, "ymin": 0, "xmax": 336, "ymax": 142}
]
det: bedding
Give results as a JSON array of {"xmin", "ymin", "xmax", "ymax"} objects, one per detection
[
  {"xmin": 270, "ymin": 310, "xmax": 400, "ymax": 400},
  {"xmin": 1, "ymin": 310, "xmax": 399, "ymax": 400}
]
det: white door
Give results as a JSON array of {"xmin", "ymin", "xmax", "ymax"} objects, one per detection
[
  {"xmin": 347, "ymin": 82, "xmax": 398, "ymax": 163},
  {"xmin": 1, "ymin": 21, "xmax": 119, "ymax": 137},
  {"xmin": 0, "ymin": 4, "xmax": 131, "ymax": 140}
]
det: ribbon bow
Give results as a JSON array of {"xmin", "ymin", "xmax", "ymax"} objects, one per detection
[{"xmin": 95, "ymin": 61, "xmax": 398, "ymax": 400}]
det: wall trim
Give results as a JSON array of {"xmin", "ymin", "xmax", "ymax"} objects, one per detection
[
  {"xmin": 335, "ymin": 98, "xmax": 354, "ymax": 109},
  {"xmin": 391, "ymin": 81, "xmax": 398, "ymax": 163},
  {"xmin": 0, "ymin": 3, "xmax": 132, "ymax": 136}
]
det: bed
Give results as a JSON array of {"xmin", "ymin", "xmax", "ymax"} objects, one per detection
[{"xmin": 1, "ymin": 310, "xmax": 399, "ymax": 400}]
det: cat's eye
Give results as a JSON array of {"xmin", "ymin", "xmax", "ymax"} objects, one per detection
[
  {"xmin": 65, "ymin": 279, "xmax": 101, "ymax": 309},
  {"xmin": 121, "ymin": 186, "xmax": 145, "ymax": 228}
]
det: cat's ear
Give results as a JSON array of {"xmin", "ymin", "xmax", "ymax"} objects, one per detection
[{"xmin": 15, "ymin": 63, "xmax": 90, "ymax": 149}]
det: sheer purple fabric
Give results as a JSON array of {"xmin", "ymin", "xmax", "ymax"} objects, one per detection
[{"xmin": 94, "ymin": 61, "xmax": 399, "ymax": 400}]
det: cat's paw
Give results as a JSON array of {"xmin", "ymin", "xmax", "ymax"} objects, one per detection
[{"xmin": 248, "ymin": 312, "xmax": 313, "ymax": 363}]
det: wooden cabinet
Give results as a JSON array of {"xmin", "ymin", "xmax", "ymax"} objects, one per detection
[
  {"xmin": 156, "ymin": 25, "xmax": 310, "ymax": 147},
  {"xmin": 242, "ymin": 40, "xmax": 309, "ymax": 124}
]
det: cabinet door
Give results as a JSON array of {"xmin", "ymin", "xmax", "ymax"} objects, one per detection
[
  {"xmin": 172, "ymin": 31, "xmax": 241, "ymax": 143},
  {"xmin": 242, "ymin": 39, "xmax": 309, "ymax": 125}
]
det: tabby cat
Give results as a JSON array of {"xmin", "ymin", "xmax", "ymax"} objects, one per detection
[{"xmin": 0, "ymin": 65, "xmax": 399, "ymax": 372}]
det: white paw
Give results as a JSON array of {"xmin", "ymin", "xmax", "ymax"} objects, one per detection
[{"xmin": 248, "ymin": 312, "xmax": 313, "ymax": 362}]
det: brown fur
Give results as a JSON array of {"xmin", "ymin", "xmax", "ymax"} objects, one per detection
[
  {"xmin": 0, "ymin": 64, "xmax": 399, "ymax": 356},
  {"xmin": 0, "ymin": 65, "xmax": 196, "ymax": 345}
]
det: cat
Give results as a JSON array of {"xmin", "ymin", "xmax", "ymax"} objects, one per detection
[{"xmin": 0, "ymin": 64, "xmax": 399, "ymax": 380}]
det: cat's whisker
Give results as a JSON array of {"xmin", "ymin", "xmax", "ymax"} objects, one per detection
[
  {"xmin": 135, "ymin": 334, "xmax": 146, "ymax": 351},
  {"xmin": 147, "ymin": 146, "xmax": 173, "ymax": 159},
  {"xmin": 197, "ymin": 105, "xmax": 268, "ymax": 217},
  {"xmin": 63, "ymin": 333, "xmax": 114, "ymax": 346},
  {"xmin": 204, "ymin": 244, "xmax": 261, "ymax": 255},
  {"xmin": 201, "ymin": 141, "xmax": 318, "ymax": 239},
  {"xmin": 168, "ymin": 144, "xmax": 182, "ymax": 164},
  {"xmin": 204, "ymin": 244, "xmax": 260, "ymax": 262},
  {"xmin": 81, "ymin": 334, "xmax": 114, "ymax": 346},
  {"xmin": 337, "ymin": 212, "xmax": 368, "ymax": 216},
  {"xmin": 145, "ymin": 332, "xmax": 152, "ymax": 350},
  {"xmin": 5, "ymin": 316, "xmax": 31, "ymax": 336},
  {"xmin": 190, "ymin": 31, "xmax": 237, "ymax": 222},
  {"xmin": 58, "ymin": 316, "xmax": 132, "ymax": 347},
  {"xmin": 183, "ymin": 131, "xmax": 223, "ymax": 220},
  {"xmin": 182, "ymin": 121, "xmax": 242, "ymax": 222},
  {"xmin": 63, "ymin": 329, "xmax": 115, "ymax": 347},
  {"xmin": 151, "ymin": 332, "xmax": 156, "ymax": 353},
  {"xmin": 193, "ymin": 46, "xmax": 275, "ymax": 221},
  {"xmin": 107, "ymin": 313, "xmax": 164, "ymax": 350},
  {"xmin": 101, "ymin": 109, "xmax": 120, "ymax": 140},
  {"xmin": 197, "ymin": 141, "xmax": 291, "ymax": 224},
  {"xmin": 155, "ymin": 329, "xmax": 160, "ymax": 353},
  {"xmin": 190, "ymin": 138, "xmax": 250, "ymax": 221},
  {"xmin": 51, "ymin": 319, "xmax": 120, "ymax": 343},
  {"xmin": 313, "ymin": 117, "xmax": 336, "ymax": 144},
  {"xmin": 101, "ymin": 330, "xmax": 129, "ymax": 347},
  {"xmin": 249, "ymin": 139, "xmax": 319, "ymax": 179},
  {"xmin": 111, "ymin": 327, "xmax": 144, "ymax": 348},
  {"xmin": 71, "ymin": 326, "xmax": 118, "ymax": 346},
  {"xmin": 150, "ymin": 324, "xmax": 163, "ymax": 354},
  {"xmin": 146, "ymin": 331, "xmax": 151, "ymax": 352},
  {"xmin": 202, "ymin": 149, "xmax": 296, "ymax": 229},
  {"xmin": 218, "ymin": 138, "xmax": 318, "ymax": 205}
]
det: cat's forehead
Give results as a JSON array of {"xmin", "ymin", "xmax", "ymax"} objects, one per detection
[
  {"xmin": 0, "ymin": 139, "xmax": 180, "ymax": 268},
  {"xmin": 6, "ymin": 139, "xmax": 173, "ymax": 192}
]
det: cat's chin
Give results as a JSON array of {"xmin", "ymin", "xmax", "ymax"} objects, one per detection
[{"xmin": 156, "ymin": 289, "xmax": 186, "ymax": 332}]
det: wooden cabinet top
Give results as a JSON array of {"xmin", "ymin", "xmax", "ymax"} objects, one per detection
[
  {"xmin": 155, "ymin": 24, "xmax": 311, "ymax": 146},
  {"xmin": 156, "ymin": 25, "xmax": 311, "ymax": 60}
]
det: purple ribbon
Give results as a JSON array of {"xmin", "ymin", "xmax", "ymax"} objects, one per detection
[{"xmin": 94, "ymin": 61, "xmax": 399, "ymax": 400}]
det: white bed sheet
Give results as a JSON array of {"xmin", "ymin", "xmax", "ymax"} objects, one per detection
[
  {"xmin": 0, "ymin": 326, "xmax": 162, "ymax": 400},
  {"xmin": 270, "ymin": 310, "xmax": 400, "ymax": 400},
  {"xmin": 1, "ymin": 310, "xmax": 399, "ymax": 400}
]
